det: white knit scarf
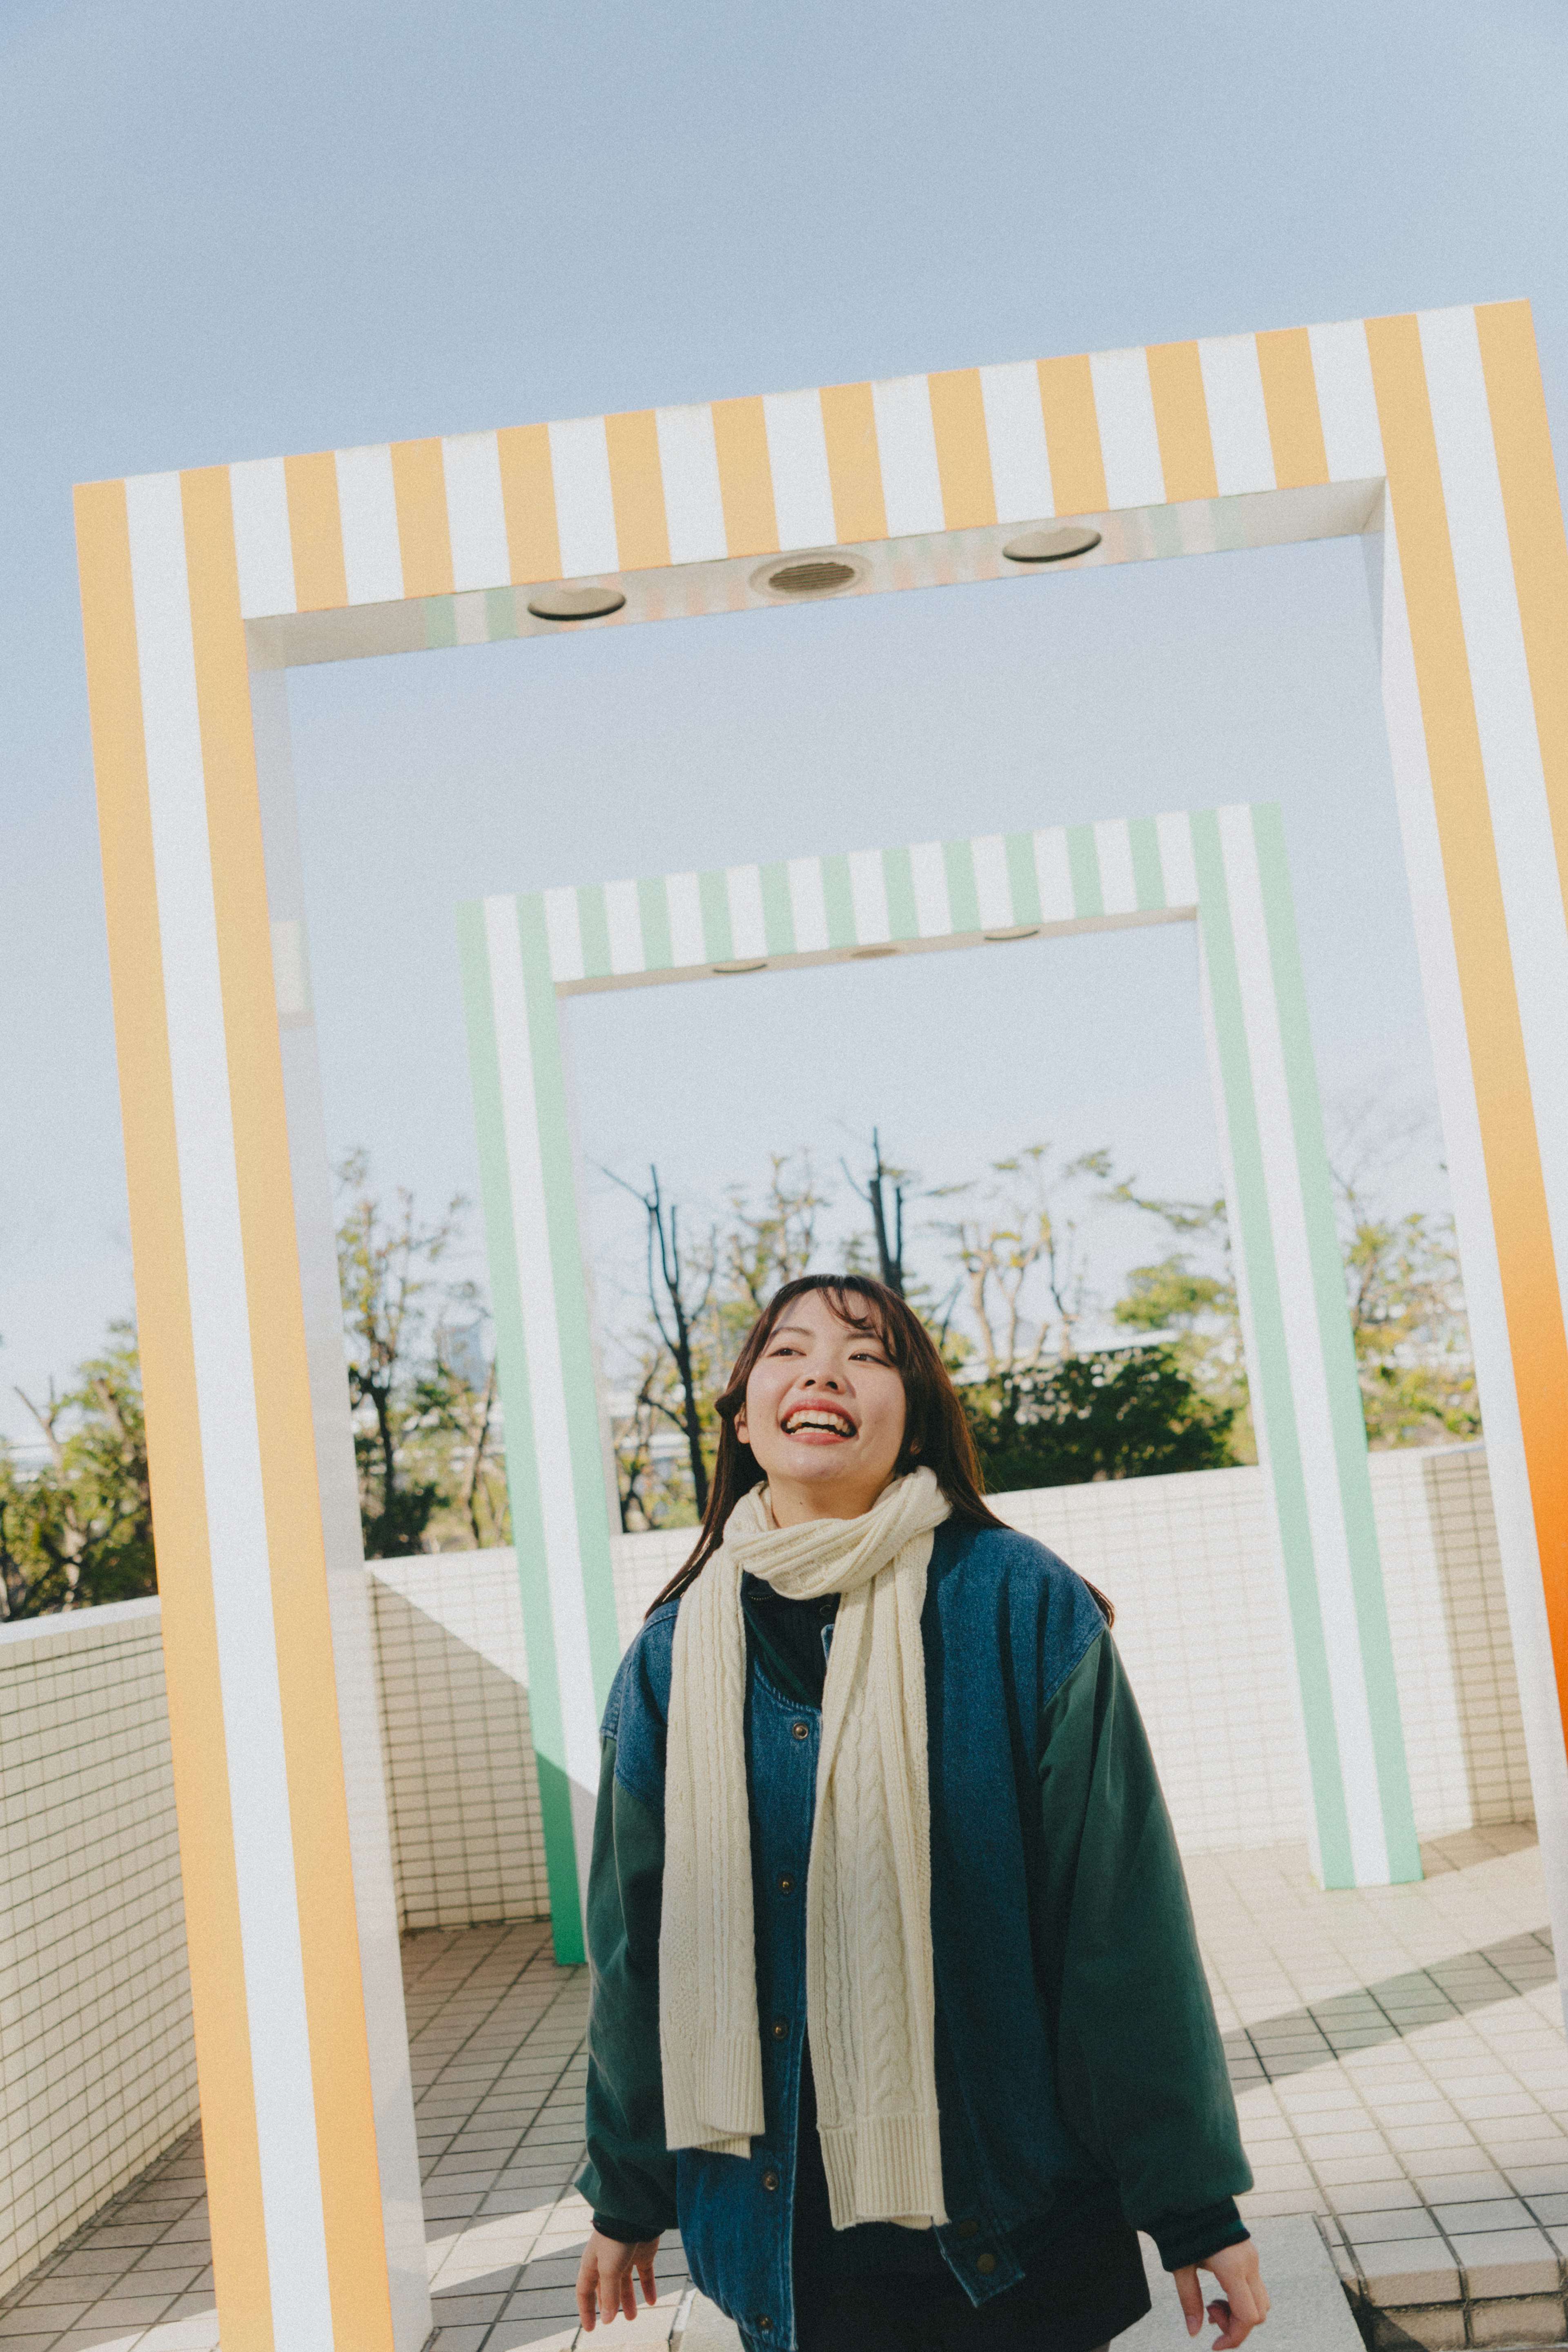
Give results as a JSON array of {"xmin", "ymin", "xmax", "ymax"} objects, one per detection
[{"xmin": 660, "ymin": 1467, "xmax": 953, "ymax": 2231}]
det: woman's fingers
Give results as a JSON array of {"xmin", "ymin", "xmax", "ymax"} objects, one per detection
[
  {"xmin": 1207, "ymin": 2275, "xmax": 1265, "ymax": 2346},
  {"xmin": 1174, "ymin": 2243, "xmax": 1269, "ymax": 2345},
  {"xmin": 1172, "ymin": 2265, "xmax": 1205, "ymax": 2336},
  {"xmin": 575, "ymin": 2243, "xmax": 601, "ymax": 2332},
  {"xmin": 575, "ymin": 2232, "xmax": 662, "ymax": 2330},
  {"xmin": 1209, "ymin": 2292, "xmax": 1265, "ymax": 2348},
  {"xmin": 1207, "ymin": 2241, "xmax": 1268, "ymax": 2343}
]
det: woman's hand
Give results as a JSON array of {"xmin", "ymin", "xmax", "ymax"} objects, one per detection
[
  {"xmin": 1172, "ymin": 2239, "xmax": 1269, "ymax": 2347},
  {"xmin": 576, "ymin": 2228, "xmax": 661, "ymax": 2330}
]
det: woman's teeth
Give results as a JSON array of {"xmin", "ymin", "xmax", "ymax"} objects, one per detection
[{"xmin": 784, "ymin": 1410, "xmax": 854, "ymax": 1437}]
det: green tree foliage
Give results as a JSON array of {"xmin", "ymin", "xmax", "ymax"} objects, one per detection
[
  {"xmin": 610, "ymin": 1108, "xmax": 1484, "ymax": 1515},
  {"xmin": 8, "ymin": 1095, "xmax": 1479, "ymax": 1616},
  {"xmin": 335, "ymin": 1152, "xmax": 510, "ymax": 1559},
  {"xmin": 608, "ymin": 1153, "xmax": 826, "ymax": 1531},
  {"xmin": 712, "ymin": 1151, "xmax": 830, "ymax": 1352},
  {"xmin": 842, "ymin": 1130, "xmax": 909, "ymax": 1295},
  {"xmin": 0, "ymin": 1323, "xmax": 154, "ymax": 1618},
  {"xmin": 1324, "ymin": 1089, "xmax": 1479, "ymax": 1445},
  {"xmin": 1111, "ymin": 1188, "xmax": 1256, "ymax": 1462},
  {"xmin": 1341, "ymin": 1204, "xmax": 1479, "ymax": 1444},
  {"xmin": 410, "ymin": 1333, "xmax": 512, "ymax": 1552},
  {"xmin": 1111, "ymin": 1097, "xmax": 1484, "ymax": 1456},
  {"xmin": 963, "ymin": 1347, "xmax": 1238, "ymax": 1491},
  {"xmin": 932, "ymin": 1144, "xmax": 1114, "ymax": 1373},
  {"xmin": 606, "ymin": 1166, "xmax": 717, "ymax": 1518}
]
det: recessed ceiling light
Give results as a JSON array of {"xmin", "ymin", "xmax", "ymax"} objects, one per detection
[
  {"xmin": 526, "ymin": 584, "xmax": 627, "ymax": 622},
  {"xmin": 1001, "ymin": 526, "xmax": 1102, "ymax": 564},
  {"xmin": 983, "ymin": 925, "xmax": 1041, "ymax": 943},
  {"xmin": 712, "ymin": 959, "xmax": 768, "ymax": 975},
  {"xmin": 750, "ymin": 552, "xmax": 865, "ymax": 599},
  {"xmin": 851, "ymin": 944, "xmax": 898, "ymax": 959}
]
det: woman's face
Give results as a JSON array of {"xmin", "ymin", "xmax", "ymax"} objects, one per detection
[{"xmin": 735, "ymin": 1289, "xmax": 909, "ymax": 1524}]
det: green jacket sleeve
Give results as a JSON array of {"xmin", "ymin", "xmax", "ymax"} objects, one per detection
[
  {"xmin": 576, "ymin": 1733, "xmax": 679, "ymax": 2241},
  {"xmin": 1037, "ymin": 1632, "xmax": 1252, "ymax": 2271}
]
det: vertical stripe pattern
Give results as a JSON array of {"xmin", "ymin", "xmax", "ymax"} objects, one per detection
[
  {"xmin": 79, "ymin": 459, "xmax": 429, "ymax": 2350},
  {"xmin": 75, "ymin": 477, "xmax": 276, "ymax": 2348},
  {"xmin": 462, "ymin": 800, "xmax": 1418, "ymax": 1899},
  {"xmin": 190, "ymin": 307, "xmax": 1459, "ymax": 628},
  {"xmin": 76, "ymin": 297, "xmax": 1568, "ymax": 2337},
  {"xmin": 460, "ymin": 900, "xmax": 623, "ymax": 1959},
  {"xmin": 1366, "ymin": 305, "xmax": 1568, "ymax": 1955},
  {"xmin": 125, "ymin": 473, "xmax": 336, "ymax": 2343}
]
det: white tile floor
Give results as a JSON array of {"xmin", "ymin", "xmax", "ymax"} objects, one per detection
[
  {"xmin": 1, "ymin": 1825, "xmax": 1562, "ymax": 2349},
  {"xmin": 1192, "ymin": 1823, "xmax": 1568, "ymax": 2323},
  {"xmin": 0, "ymin": 1924, "xmax": 675, "ymax": 2352}
]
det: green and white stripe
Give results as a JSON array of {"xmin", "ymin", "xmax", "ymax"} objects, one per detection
[
  {"xmin": 458, "ymin": 895, "xmax": 622, "ymax": 1962},
  {"xmin": 1192, "ymin": 805, "xmax": 1418, "ymax": 1888},
  {"xmin": 536, "ymin": 816, "xmax": 1190, "ymax": 991},
  {"xmin": 460, "ymin": 803, "xmax": 1418, "ymax": 1946}
]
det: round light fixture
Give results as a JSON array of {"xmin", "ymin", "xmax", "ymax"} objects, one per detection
[
  {"xmin": 712, "ymin": 959, "xmax": 768, "ymax": 975},
  {"xmin": 526, "ymin": 584, "xmax": 627, "ymax": 622},
  {"xmin": 983, "ymin": 925, "xmax": 1041, "ymax": 943},
  {"xmin": 851, "ymin": 944, "xmax": 898, "ymax": 959},
  {"xmin": 750, "ymin": 552, "xmax": 865, "ymax": 600},
  {"xmin": 1001, "ymin": 525, "xmax": 1102, "ymax": 564}
]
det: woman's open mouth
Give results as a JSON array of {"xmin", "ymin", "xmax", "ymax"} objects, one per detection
[{"xmin": 780, "ymin": 1406, "xmax": 858, "ymax": 1443}]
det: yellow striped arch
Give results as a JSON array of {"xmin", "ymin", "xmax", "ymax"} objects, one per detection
[
  {"xmin": 75, "ymin": 470, "xmax": 400, "ymax": 2352},
  {"xmin": 214, "ymin": 324, "xmax": 1389, "ymax": 622},
  {"xmin": 72, "ymin": 299, "xmax": 1568, "ymax": 2351}
]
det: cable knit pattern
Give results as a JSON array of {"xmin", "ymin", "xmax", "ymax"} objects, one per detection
[{"xmin": 660, "ymin": 1469, "xmax": 951, "ymax": 2229}]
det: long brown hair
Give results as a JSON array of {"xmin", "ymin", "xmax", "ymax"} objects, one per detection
[{"xmin": 647, "ymin": 1274, "xmax": 1111, "ymax": 1623}]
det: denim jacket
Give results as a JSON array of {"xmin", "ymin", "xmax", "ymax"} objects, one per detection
[{"xmin": 578, "ymin": 1521, "xmax": 1249, "ymax": 2352}]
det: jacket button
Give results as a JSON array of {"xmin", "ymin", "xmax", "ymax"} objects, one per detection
[
  {"xmin": 976, "ymin": 2252, "xmax": 996, "ymax": 2275},
  {"xmin": 763, "ymin": 2169, "xmax": 780, "ymax": 2191},
  {"xmin": 956, "ymin": 2219, "xmax": 979, "ymax": 2238},
  {"xmin": 778, "ymin": 1874, "xmax": 795, "ymax": 1894},
  {"xmin": 792, "ymin": 1721, "xmax": 809, "ymax": 1740},
  {"xmin": 757, "ymin": 2317, "xmax": 773, "ymax": 2332},
  {"xmin": 772, "ymin": 2020, "xmax": 787, "ymax": 2040}
]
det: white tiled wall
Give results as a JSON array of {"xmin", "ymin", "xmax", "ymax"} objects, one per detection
[
  {"xmin": 364, "ymin": 1531, "xmax": 692, "ymax": 1933},
  {"xmin": 991, "ymin": 1443, "xmax": 1530, "ymax": 1851},
  {"xmin": 993, "ymin": 1465, "xmax": 1307, "ymax": 1852},
  {"xmin": 1372, "ymin": 1443, "xmax": 1531, "ymax": 1832},
  {"xmin": 368, "ymin": 1550, "xmax": 552, "ymax": 1931},
  {"xmin": 368, "ymin": 1443, "xmax": 1529, "ymax": 1899},
  {"xmin": 0, "ymin": 1445, "xmax": 1532, "ymax": 2290},
  {"xmin": 0, "ymin": 1601, "xmax": 197, "ymax": 2299}
]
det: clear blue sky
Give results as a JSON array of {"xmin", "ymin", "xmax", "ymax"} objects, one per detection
[{"xmin": 4, "ymin": 0, "xmax": 1565, "ymax": 1431}]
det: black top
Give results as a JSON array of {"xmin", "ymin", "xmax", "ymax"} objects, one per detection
[
  {"xmin": 738, "ymin": 1573, "xmax": 1152, "ymax": 2340},
  {"xmin": 741, "ymin": 1572, "xmax": 837, "ymax": 1708}
]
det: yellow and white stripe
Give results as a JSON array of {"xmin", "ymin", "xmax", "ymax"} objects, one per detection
[
  {"xmin": 76, "ymin": 472, "xmax": 423, "ymax": 2352},
  {"xmin": 220, "ymin": 327, "xmax": 1400, "ymax": 643},
  {"xmin": 74, "ymin": 300, "xmax": 1568, "ymax": 2340}
]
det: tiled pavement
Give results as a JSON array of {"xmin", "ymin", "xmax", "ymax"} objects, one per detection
[
  {"xmin": 1194, "ymin": 1823, "xmax": 1568, "ymax": 2342},
  {"xmin": 408, "ymin": 1925, "xmax": 688, "ymax": 2350},
  {"xmin": 0, "ymin": 1924, "xmax": 676, "ymax": 2352},
  {"xmin": 3, "ymin": 1824, "xmax": 1566, "ymax": 2350}
]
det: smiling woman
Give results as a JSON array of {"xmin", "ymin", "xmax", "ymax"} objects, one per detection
[
  {"xmin": 736, "ymin": 1289, "xmax": 909, "ymax": 1522},
  {"xmin": 573, "ymin": 1273, "xmax": 1270, "ymax": 2352},
  {"xmin": 665, "ymin": 1279, "xmax": 1012, "ymax": 1583}
]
